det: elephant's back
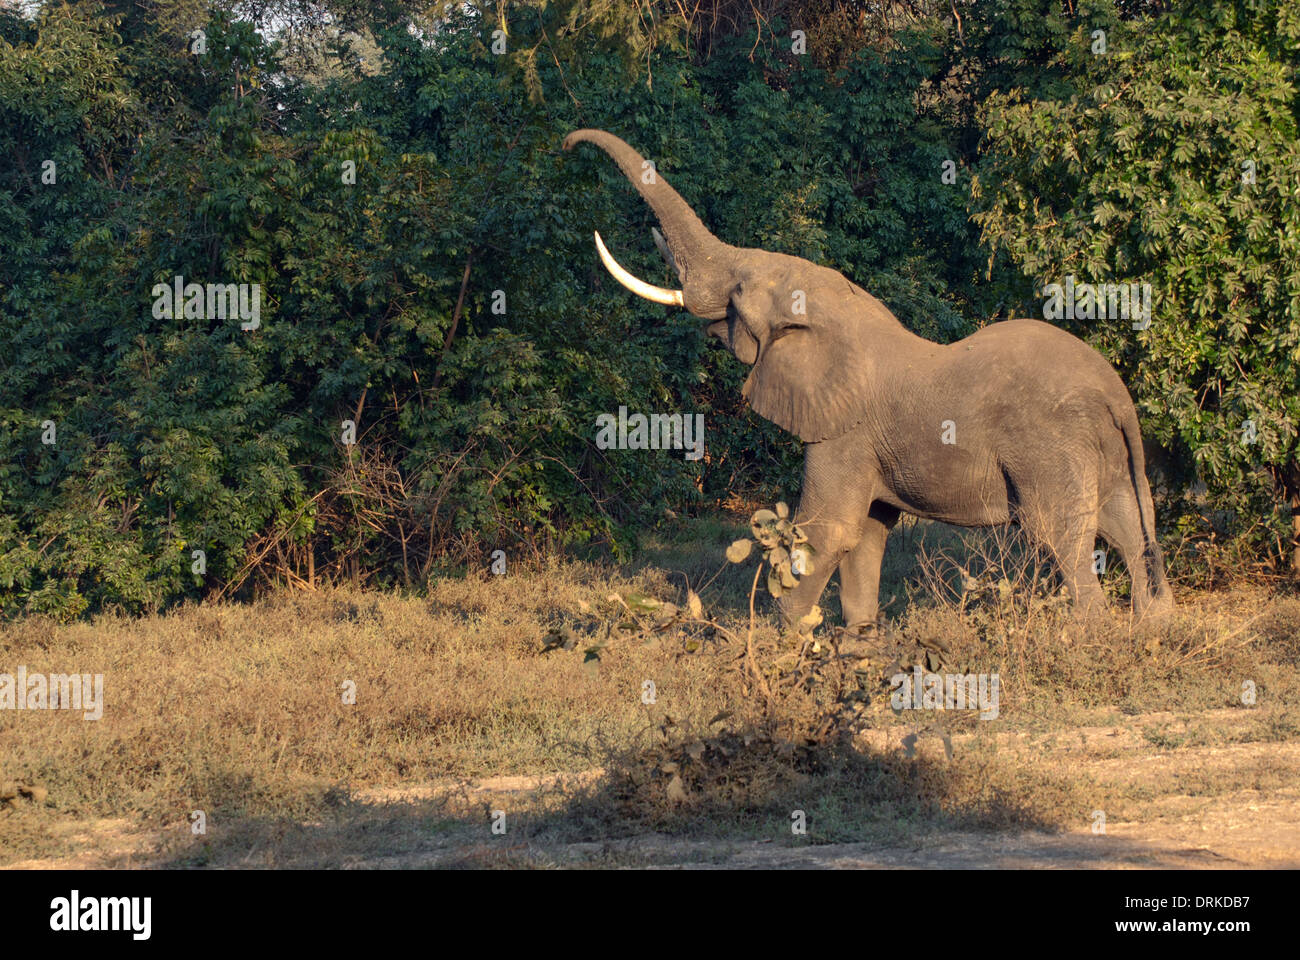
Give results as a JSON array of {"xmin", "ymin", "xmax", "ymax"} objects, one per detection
[{"xmin": 957, "ymin": 318, "xmax": 1128, "ymax": 395}]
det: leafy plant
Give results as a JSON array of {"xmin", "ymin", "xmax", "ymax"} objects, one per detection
[{"xmin": 971, "ymin": 0, "xmax": 1300, "ymax": 572}]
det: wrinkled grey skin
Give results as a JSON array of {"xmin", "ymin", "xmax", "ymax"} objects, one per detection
[{"xmin": 564, "ymin": 129, "xmax": 1174, "ymax": 631}]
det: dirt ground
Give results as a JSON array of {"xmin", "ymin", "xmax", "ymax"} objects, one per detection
[{"xmin": 11, "ymin": 708, "xmax": 1297, "ymax": 869}]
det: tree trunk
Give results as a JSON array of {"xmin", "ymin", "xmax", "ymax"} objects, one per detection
[
  {"xmin": 433, "ymin": 251, "xmax": 473, "ymax": 389},
  {"xmin": 1286, "ymin": 463, "xmax": 1300, "ymax": 581},
  {"xmin": 1291, "ymin": 492, "xmax": 1300, "ymax": 581}
]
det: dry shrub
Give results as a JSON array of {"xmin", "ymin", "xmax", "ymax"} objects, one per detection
[
  {"xmin": 535, "ymin": 549, "xmax": 1085, "ymax": 840},
  {"xmin": 897, "ymin": 522, "xmax": 1292, "ymax": 714},
  {"xmin": 554, "ymin": 696, "xmax": 1092, "ymax": 840},
  {"xmin": 1162, "ymin": 521, "xmax": 1296, "ymax": 592}
]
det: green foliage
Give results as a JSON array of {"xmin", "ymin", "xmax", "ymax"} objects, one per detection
[
  {"xmin": 971, "ymin": 0, "xmax": 1300, "ymax": 557},
  {"xmin": 2, "ymin": 0, "xmax": 1294, "ymax": 617}
]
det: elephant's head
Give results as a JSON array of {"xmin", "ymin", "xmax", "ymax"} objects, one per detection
[{"xmin": 564, "ymin": 129, "xmax": 889, "ymax": 443}]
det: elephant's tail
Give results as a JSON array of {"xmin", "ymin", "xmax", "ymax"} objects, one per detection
[{"xmin": 1114, "ymin": 402, "xmax": 1174, "ymax": 616}]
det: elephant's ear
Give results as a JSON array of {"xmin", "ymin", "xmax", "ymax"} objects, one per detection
[{"xmin": 740, "ymin": 287, "xmax": 875, "ymax": 443}]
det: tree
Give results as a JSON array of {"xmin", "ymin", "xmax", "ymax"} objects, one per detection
[{"xmin": 972, "ymin": 0, "xmax": 1300, "ymax": 573}]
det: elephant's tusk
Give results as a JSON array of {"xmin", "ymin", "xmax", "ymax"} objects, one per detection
[
  {"xmin": 651, "ymin": 226, "xmax": 680, "ymax": 278},
  {"xmin": 593, "ymin": 231, "xmax": 684, "ymax": 308}
]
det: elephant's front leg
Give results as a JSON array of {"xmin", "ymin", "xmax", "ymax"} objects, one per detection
[
  {"xmin": 776, "ymin": 443, "xmax": 877, "ymax": 633},
  {"xmin": 838, "ymin": 502, "xmax": 900, "ymax": 637},
  {"xmin": 774, "ymin": 514, "xmax": 848, "ymax": 633}
]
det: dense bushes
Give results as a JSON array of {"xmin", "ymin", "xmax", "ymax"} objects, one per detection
[
  {"xmin": 1, "ymin": 1, "xmax": 1296, "ymax": 617},
  {"xmin": 971, "ymin": 0, "xmax": 1300, "ymax": 569}
]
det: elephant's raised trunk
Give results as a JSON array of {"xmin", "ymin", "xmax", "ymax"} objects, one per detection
[{"xmin": 563, "ymin": 129, "xmax": 735, "ymax": 319}]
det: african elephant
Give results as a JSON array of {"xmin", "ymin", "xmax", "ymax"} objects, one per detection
[{"xmin": 564, "ymin": 129, "xmax": 1174, "ymax": 636}]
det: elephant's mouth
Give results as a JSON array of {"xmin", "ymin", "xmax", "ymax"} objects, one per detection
[{"xmin": 707, "ymin": 314, "xmax": 759, "ymax": 365}]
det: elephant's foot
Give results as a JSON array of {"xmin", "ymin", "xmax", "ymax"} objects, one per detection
[{"xmin": 833, "ymin": 622, "xmax": 888, "ymax": 670}]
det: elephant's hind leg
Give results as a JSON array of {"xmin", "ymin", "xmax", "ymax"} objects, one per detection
[
  {"xmin": 1097, "ymin": 488, "xmax": 1149, "ymax": 616},
  {"xmin": 1015, "ymin": 475, "xmax": 1108, "ymax": 618}
]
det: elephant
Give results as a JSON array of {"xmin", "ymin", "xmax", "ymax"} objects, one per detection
[{"xmin": 563, "ymin": 129, "xmax": 1174, "ymax": 640}]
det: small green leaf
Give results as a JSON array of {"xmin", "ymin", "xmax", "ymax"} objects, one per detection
[
  {"xmin": 766, "ymin": 568, "xmax": 784, "ymax": 598},
  {"xmin": 750, "ymin": 509, "xmax": 779, "ymax": 545},
  {"xmin": 625, "ymin": 592, "xmax": 660, "ymax": 613},
  {"xmin": 726, "ymin": 539, "xmax": 753, "ymax": 563},
  {"xmin": 779, "ymin": 561, "xmax": 798, "ymax": 588}
]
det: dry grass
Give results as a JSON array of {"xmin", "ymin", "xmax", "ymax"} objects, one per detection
[{"xmin": 0, "ymin": 515, "xmax": 1296, "ymax": 867}]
